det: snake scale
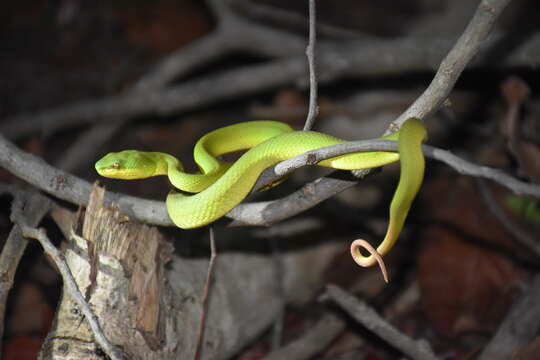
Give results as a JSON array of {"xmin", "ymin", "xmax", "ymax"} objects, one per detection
[{"xmin": 96, "ymin": 119, "xmax": 427, "ymax": 266}]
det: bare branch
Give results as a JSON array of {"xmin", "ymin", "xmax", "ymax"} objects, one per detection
[
  {"xmin": 499, "ymin": 77, "xmax": 540, "ymax": 182},
  {"xmin": 1, "ymin": 58, "xmax": 301, "ymax": 138},
  {"xmin": 59, "ymin": 4, "xmax": 246, "ymax": 175},
  {"xmin": 0, "ymin": 189, "xmax": 51, "ymax": 349},
  {"xmin": 133, "ymin": 0, "xmax": 307, "ymax": 92},
  {"xmin": 233, "ymin": 0, "xmax": 371, "ymax": 40},
  {"xmin": 57, "ymin": 121, "xmax": 126, "ymax": 173},
  {"xmin": 476, "ymin": 179, "xmax": 540, "ymax": 258},
  {"xmin": 17, "ymin": 224, "xmax": 124, "ymax": 360},
  {"xmin": 393, "ymin": 0, "xmax": 513, "ymax": 129},
  {"xmin": 195, "ymin": 227, "xmax": 218, "ymax": 360},
  {"xmin": 478, "ymin": 274, "xmax": 540, "ymax": 360},
  {"xmin": 322, "ymin": 284, "xmax": 438, "ymax": 360},
  {"xmin": 303, "ymin": 0, "xmax": 319, "ymax": 131},
  {"xmin": 263, "ymin": 0, "xmax": 518, "ymax": 223},
  {"xmin": 135, "ymin": 33, "xmax": 231, "ymax": 92},
  {"xmin": 227, "ymin": 138, "xmax": 540, "ymax": 225},
  {"xmin": 228, "ymin": 176, "xmax": 357, "ymax": 227},
  {"xmin": 4, "ymin": 31, "xmax": 540, "ymax": 139},
  {"xmin": 2, "ymin": 131, "xmax": 539, "ymax": 228},
  {"xmin": 0, "ymin": 0, "xmax": 528, "ymax": 232},
  {"xmin": 263, "ymin": 313, "xmax": 345, "ymax": 360}
]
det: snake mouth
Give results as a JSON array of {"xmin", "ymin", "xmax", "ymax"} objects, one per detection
[
  {"xmin": 95, "ymin": 166, "xmax": 118, "ymax": 178},
  {"xmin": 95, "ymin": 166, "xmax": 141, "ymax": 179},
  {"xmin": 96, "ymin": 167, "xmax": 127, "ymax": 179}
]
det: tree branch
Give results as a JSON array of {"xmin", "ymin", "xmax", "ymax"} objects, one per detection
[
  {"xmin": 262, "ymin": 313, "xmax": 345, "ymax": 360},
  {"xmin": 393, "ymin": 0, "xmax": 513, "ymax": 129},
  {"xmin": 0, "ymin": 0, "xmax": 528, "ymax": 232},
  {"xmin": 117, "ymin": 0, "xmax": 308, "ymax": 92},
  {"xmin": 303, "ymin": 0, "xmax": 318, "ymax": 131},
  {"xmin": 1, "ymin": 132, "xmax": 539, "ymax": 228},
  {"xmin": 478, "ymin": 274, "xmax": 540, "ymax": 360},
  {"xmin": 322, "ymin": 284, "xmax": 438, "ymax": 360},
  {"xmin": 3, "ymin": 31, "xmax": 540, "ymax": 138},
  {"xmin": 16, "ymin": 225, "xmax": 124, "ymax": 360},
  {"xmin": 195, "ymin": 227, "xmax": 217, "ymax": 360},
  {"xmin": 233, "ymin": 0, "xmax": 372, "ymax": 40},
  {"xmin": 229, "ymin": 140, "xmax": 540, "ymax": 226},
  {"xmin": 477, "ymin": 179, "xmax": 540, "ymax": 258},
  {"xmin": 0, "ymin": 188, "xmax": 51, "ymax": 352}
]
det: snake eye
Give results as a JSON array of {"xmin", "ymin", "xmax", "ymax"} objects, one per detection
[{"xmin": 112, "ymin": 162, "xmax": 121, "ymax": 169}]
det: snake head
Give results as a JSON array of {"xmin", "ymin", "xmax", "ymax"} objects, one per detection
[{"xmin": 95, "ymin": 150, "xmax": 158, "ymax": 179}]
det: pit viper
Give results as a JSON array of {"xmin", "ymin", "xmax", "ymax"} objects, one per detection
[{"xmin": 96, "ymin": 119, "xmax": 427, "ymax": 267}]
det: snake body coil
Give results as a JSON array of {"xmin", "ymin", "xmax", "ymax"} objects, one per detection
[{"xmin": 96, "ymin": 119, "xmax": 426, "ymax": 265}]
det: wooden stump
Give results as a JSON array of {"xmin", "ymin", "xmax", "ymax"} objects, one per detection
[{"xmin": 39, "ymin": 183, "xmax": 289, "ymax": 359}]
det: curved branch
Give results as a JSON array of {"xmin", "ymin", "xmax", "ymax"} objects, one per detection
[
  {"xmin": 477, "ymin": 179, "xmax": 540, "ymax": 257},
  {"xmin": 133, "ymin": 0, "xmax": 307, "ymax": 92},
  {"xmin": 229, "ymin": 140, "xmax": 540, "ymax": 226},
  {"xmin": 1, "ymin": 133, "xmax": 538, "ymax": 228},
  {"xmin": 323, "ymin": 284, "xmax": 438, "ymax": 360},
  {"xmin": 393, "ymin": 0, "xmax": 513, "ymax": 129},
  {"xmin": 0, "ymin": 189, "xmax": 51, "ymax": 344},
  {"xmin": 0, "ymin": 0, "xmax": 526, "ymax": 229},
  {"xmin": 478, "ymin": 274, "xmax": 540, "ymax": 360},
  {"xmin": 4, "ymin": 31, "xmax": 540, "ymax": 138},
  {"xmin": 133, "ymin": 31, "xmax": 232, "ymax": 92},
  {"xmin": 302, "ymin": 0, "xmax": 318, "ymax": 131}
]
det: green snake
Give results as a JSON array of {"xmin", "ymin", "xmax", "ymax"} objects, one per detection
[{"xmin": 95, "ymin": 119, "xmax": 427, "ymax": 267}]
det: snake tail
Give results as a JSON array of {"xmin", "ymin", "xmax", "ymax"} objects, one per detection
[{"xmin": 351, "ymin": 118, "xmax": 427, "ymax": 267}]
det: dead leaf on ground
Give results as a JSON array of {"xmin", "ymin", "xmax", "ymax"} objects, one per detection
[{"xmin": 417, "ymin": 175, "xmax": 526, "ymax": 338}]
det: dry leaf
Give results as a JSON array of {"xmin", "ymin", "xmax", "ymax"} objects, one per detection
[{"xmin": 418, "ymin": 176, "xmax": 525, "ymax": 337}]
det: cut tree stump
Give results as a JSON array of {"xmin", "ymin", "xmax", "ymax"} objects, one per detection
[{"xmin": 39, "ymin": 183, "xmax": 290, "ymax": 359}]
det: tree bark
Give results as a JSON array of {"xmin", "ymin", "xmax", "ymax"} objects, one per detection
[{"xmin": 38, "ymin": 184, "xmax": 288, "ymax": 359}]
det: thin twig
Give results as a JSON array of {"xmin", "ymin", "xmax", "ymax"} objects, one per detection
[
  {"xmin": 267, "ymin": 0, "xmax": 320, "ymax": 351},
  {"xmin": 323, "ymin": 284, "xmax": 438, "ymax": 360},
  {"xmin": 194, "ymin": 227, "xmax": 217, "ymax": 360},
  {"xmin": 135, "ymin": 0, "xmax": 307, "ymax": 92},
  {"xmin": 499, "ymin": 76, "xmax": 540, "ymax": 183},
  {"xmin": 268, "ymin": 231, "xmax": 286, "ymax": 351},
  {"xmin": 476, "ymin": 179, "xmax": 540, "ymax": 258},
  {"xmin": 0, "ymin": 0, "xmax": 517, "ymax": 229},
  {"xmin": 478, "ymin": 274, "xmax": 540, "ymax": 360},
  {"xmin": 134, "ymin": 32, "xmax": 231, "ymax": 92},
  {"xmin": 17, "ymin": 224, "xmax": 124, "ymax": 360},
  {"xmin": 1, "ymin": 131, "xmax": 540, "ymax": 227},
  {"xmin": 270, "ymin": 297, "xmax": 285, "ymax": 351},
  {"xmin": 263, "ymin": 313, "xmax": 346, "ymax": 360},
  {"xmin": 303, "ymin": 0, "xmax": 318, "ymax": 131},
  {"xmin": 0, "ymin": 189, "xmax": 51, "ymax": 351},
  {"xmin": 231, "ymin": 139, "xmax": 540, "ymax": 225},
  {"xmin": 346, "ymin": 0, "xmax": 513, "ymax": 196},
  {"xmin": 500, "ymin": 76, "xmax": 530, "ymax": 157},
  {"xmin": 57, "ymin": 121, "xmax": 126, "ymax": 172},
  {"xmin": 235, "ymin": 0, "xmax": 371, "ymax": 40},
  {"xmin": 4, "ymin": 31, "xmax": 540, "ymax": 139},
  {"xmin": 393, "ymin": 0, "xmax": 513, "ymax": 129},
  {"xmin": 59, "ymin": 4, "xmax": 231, "ymax": 174},
  {"xmin": 265, "ymin": 140, "xmax": 540, "ymax": 198}
]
